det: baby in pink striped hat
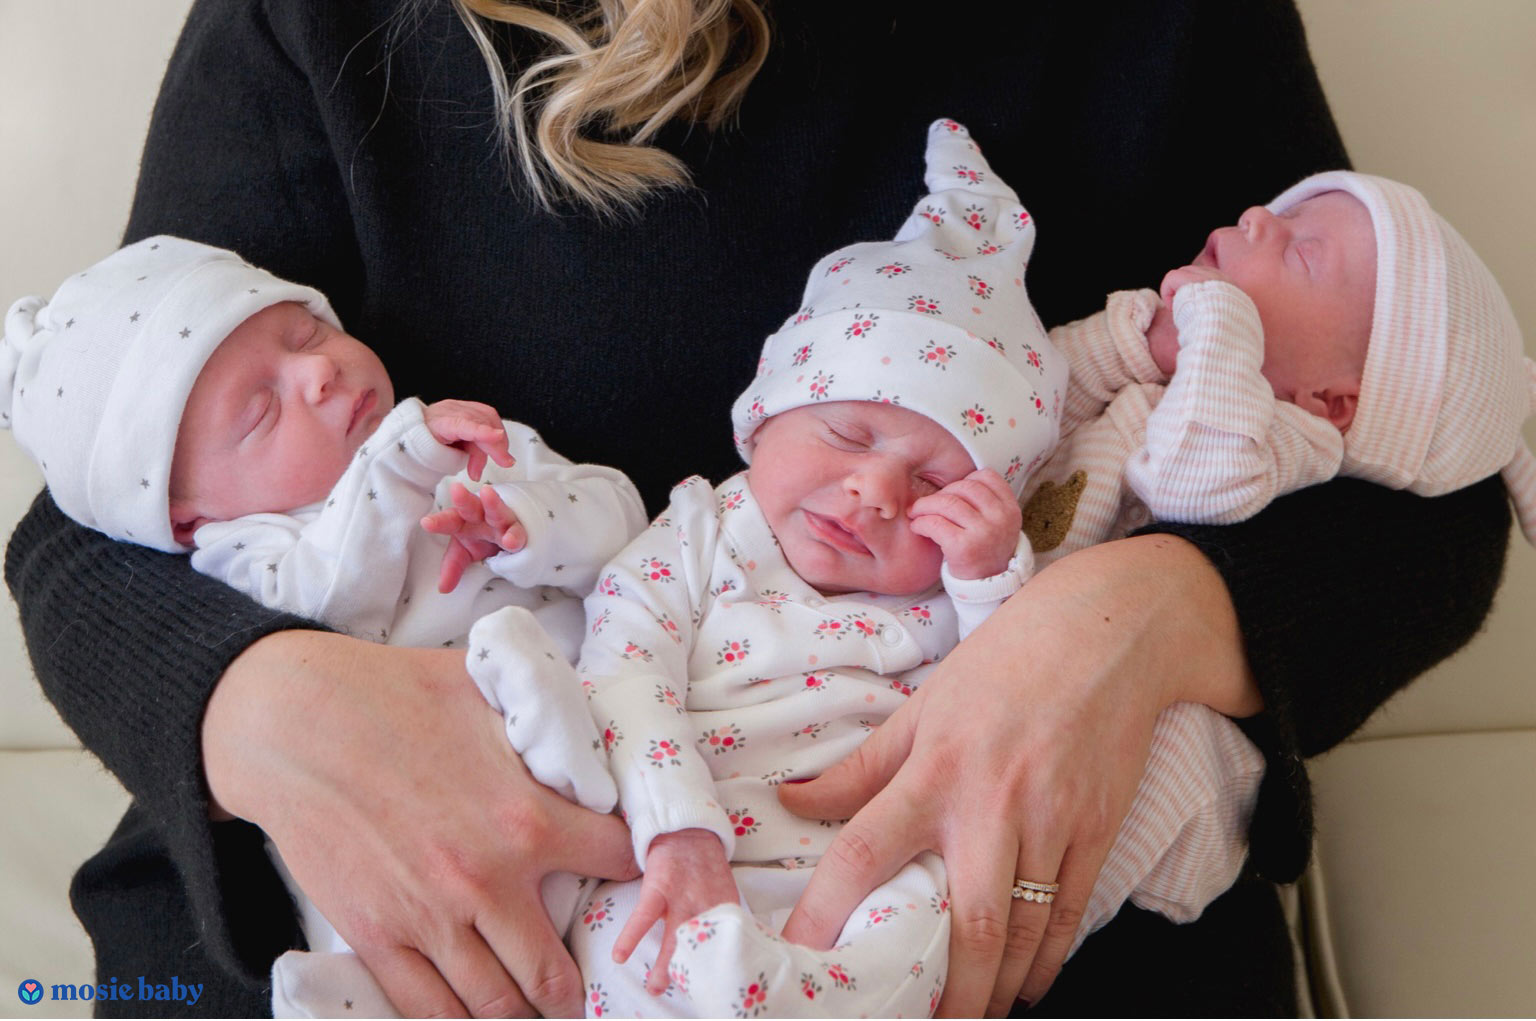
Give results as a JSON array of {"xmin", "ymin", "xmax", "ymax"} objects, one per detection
[{"xmin": 1021, "ymin": 170, "xmax": 1536, "ymax": 569}]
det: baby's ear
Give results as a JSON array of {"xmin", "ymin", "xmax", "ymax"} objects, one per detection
[{"xmin": 169, "ymin": 500, "xmax": 208, "ymax": 547}]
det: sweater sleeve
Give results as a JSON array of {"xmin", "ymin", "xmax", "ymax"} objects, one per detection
[
  {"xmin": 3, "ymin": 0, "xmax": 358, "ymax": 982},
  {"xmin": 1137, "ymin": 474, "xmax": 1511, "ymax": 879}
]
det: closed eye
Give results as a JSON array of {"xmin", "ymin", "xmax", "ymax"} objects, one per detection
[
  {"xmin": 241, "ymin": 389, "xmax": 277, "ymax": 441},
  {"xmin": 824, "ymin": 427, "xmax": 868, "ymax": 451},
  {"xmin": 1300, "ymin": 240, "xmax": 1322, "ymax": 274}
]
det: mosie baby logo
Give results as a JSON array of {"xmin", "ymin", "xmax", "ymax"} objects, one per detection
[{"xmin": 18, "ymin": 975, "xmax": 203, "ymax": 1008}]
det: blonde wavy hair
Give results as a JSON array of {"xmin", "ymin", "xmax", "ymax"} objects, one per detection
[{"xmin": 445, "ymin": 0, "xmax": 771, "ymax": 214}]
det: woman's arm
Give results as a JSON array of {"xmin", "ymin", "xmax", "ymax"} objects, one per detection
[
  {"xmin": 204, "ymin": 630, "xmax": 640, "ymax": 1016},
  {"xmin": 778, "ymin": 531, "xmax": 1254, "ymax": 1015},
  {"xmin": 1149, "ymin": 473, "xmax": 1511, "ymax": 876},
  {"xmin": 779, "ymin": 474, "xmax": 1510, "ymax": 1016}
]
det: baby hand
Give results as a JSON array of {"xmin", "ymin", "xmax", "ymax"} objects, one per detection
[
  {"xmin": 908, "ymin": 468, "xmax": 1022, "ymax": 580},
  {"xmin": 1148, "ymin": 265, "xmax": 1236, "ymax": 375},
  {"xmin": 422, "ymin": 399, "xmax": 515, "ymax": 481},
  {"xmin": 1158, "ymin": 264, "xmax": 1232, "ymax": 308},
  {"xmin": 421, "ymin": 482, "xmax": 528, "ymax": 592},
  {"xmin": 611, "ymin": 829, "xmax": 739, "ymax": 996}
]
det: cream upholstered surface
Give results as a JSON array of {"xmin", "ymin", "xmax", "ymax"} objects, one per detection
[
  {"xmin": 0, "ymin": 751, "xmax": 132, "ymax": 1018},
  {"xmin": 1304, "ymin": 733, "xmax": 1536, "ymax": 1016},
  {"xmin": 1, "ymin": 0, "xmax": 1533, "ymax": 1015}
]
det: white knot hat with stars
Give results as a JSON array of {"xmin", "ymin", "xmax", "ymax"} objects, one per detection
[
  {"xmin": 731, "ymin": 119, "xmax": 1066, "ymax": 498},
  {"xmin": 1, "ymin": 235, "xmax": 340, "ymax": 551}
]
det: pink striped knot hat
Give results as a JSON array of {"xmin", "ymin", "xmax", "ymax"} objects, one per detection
[
  {"xmin": 0, "ymin": 236, "xmax": 340, "ymax": 551},
  {"xmin": 1268, "ymin": 171, "xmax": 1536, "ymax": 544},
  {"xmin": 731, "ymin": 119, "xmax": 1068, "ymax": 498}
]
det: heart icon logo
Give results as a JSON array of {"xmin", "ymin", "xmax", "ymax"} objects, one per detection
[{"xmin": 18, "ymin": 979, "xmax": 43, "ymax": 1005}]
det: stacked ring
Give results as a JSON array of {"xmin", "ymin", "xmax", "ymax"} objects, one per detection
[{"xmin": 1010, "ymin": 879, "xmax": 1060, "ymax": 904}]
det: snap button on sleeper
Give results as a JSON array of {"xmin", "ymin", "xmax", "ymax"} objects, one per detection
[{"xmin": 878, "ymin": 625, "xmax": 902, "ymax": 645}]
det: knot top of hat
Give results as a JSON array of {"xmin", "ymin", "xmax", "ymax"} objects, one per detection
[
  {"xmin": 730, "ymin": 119, "xmax": 1066, "ymax": 497},
  {"xmin": 1, "ymin": 236, "xmax": 339, "ymax": 551}
]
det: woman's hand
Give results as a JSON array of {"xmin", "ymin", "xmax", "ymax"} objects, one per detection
[
  {"xmin": 203, "ymin": 631, "xmax": 640, "ymax": 1018},
  {"xmin": 777, "ymin": 534, "xmax": 1260, "ymax": 1016}
]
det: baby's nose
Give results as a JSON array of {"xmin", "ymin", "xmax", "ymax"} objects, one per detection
[
  {"xmin": 296, "ymin": 352, "xmax": 338, "ymax": 401},
  {"xmin": 847, "ymin": 468, "xmax": 904, "ymax": 519},
  {"xmin": 1238, "ymin": 205, "xmax": 1279, "ymax": 239}
]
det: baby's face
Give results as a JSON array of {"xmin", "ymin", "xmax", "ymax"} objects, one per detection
[
  {"xmin": 1156, "ymin": 191, "xmax": 1376, "ymax": 404},
  {"xmin": 747, "ymin": 401, "xmax": 976, "ymax": 596},
  {"xmin": 169, "ymin": 302, "xmax": 393, "ymax": 541}
]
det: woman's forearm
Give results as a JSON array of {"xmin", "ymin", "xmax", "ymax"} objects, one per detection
[
  {"xmin": 1018, "ymin": 532, "xmax": 1263, "ymax": 718},
  {"xmin": 1144, "ymin": 473, "xmax": 1510, "ymax": 755}
]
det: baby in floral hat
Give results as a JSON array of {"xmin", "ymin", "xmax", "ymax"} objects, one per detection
[
  {"xmin": 1023, "ymin": 170, "xmax": 1536, "ymax": 566},
  {"xmin": 409, "ymin": 120, "xmax": 1264, "ymax": 1020}
]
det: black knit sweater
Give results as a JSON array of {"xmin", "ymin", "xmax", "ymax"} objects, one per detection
[{"xmin": 5, "ymin": 0, "xmax": 1510, "ymax": 1014}]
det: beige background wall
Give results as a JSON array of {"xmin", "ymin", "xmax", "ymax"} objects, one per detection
[{"xmin": 0, "ymin": 0, "xmax": 1532, "ymax": 1005}]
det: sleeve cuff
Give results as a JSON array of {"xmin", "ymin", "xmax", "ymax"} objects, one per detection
[
  {"xmin": 383, "ymin": 398, "xmax": 471, "ymax": 478},
  {"xmin": 941, "ymin": 532, "xmax": 1034, "ymax": 603},
  {"xmin": 1105, "ymin": 288, "xmax": 1169, "ymax": 384},
  {"xmin": 625, "ymin": 800, "xmax": 737, "ymax": 866}
]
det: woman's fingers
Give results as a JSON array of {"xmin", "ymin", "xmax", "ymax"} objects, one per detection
[
  {"xmin": 475, "ymin": 898, "xmax": 583, "ymax": 1018},
  {"xmin": 778, "ymin": 791, "xmax": 926, "ymax": 949},
  {"xmin": 360, "ymin": 943, "xmax": 475, "ymax": 1019},
  {"xmin": 776, "ymin": 688, "xmax": 921, "ymax": 821},
  {"xmin": 984, "ymin": 848, "xmax": 1074, "ymax": 1016},
  {"xmin": 775, "ymin": 696, "xmax": 925, "ymax": 944},
  {"xmin": 444, "ymin": 926, "xmax": 545, "ymax": 1018},
  {"xmin": 542, "ymin": 794, "xmax": 641, "ymax": 882},
  {"xmin": 1016, "ymin": 841, "xmax": 1110, "ymax": 1007},
  {"xmin": 212, "ymin": 638, "xmax": 617, "ymax": 1020},
  {"xmin": 933, "ymin": 830, "xmax": 1032, "ymax": 1018}
]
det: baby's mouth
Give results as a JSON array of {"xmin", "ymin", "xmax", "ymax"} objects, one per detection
[
  {"xmin": 803, "ymin": 510, "xmax": 871, "ymax": 555},
  {"xmin": 348, "ymin": 389, "xmax": 377, "ymax": 436}
]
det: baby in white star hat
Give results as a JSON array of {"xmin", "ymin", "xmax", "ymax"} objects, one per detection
[
  {"xmin": 1, "ymin": 235, "xmax": 653, "ymax": 1013},
  {"xmin": 410, "ymin": 119, "xmax": 1264, "ymax": 1020},
  {"xmin": 1024, "ymin": 170, "xmax": 1536, "ymax": 568}
]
